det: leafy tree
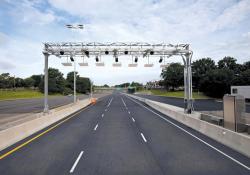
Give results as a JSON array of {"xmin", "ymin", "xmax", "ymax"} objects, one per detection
[
  {"xmin": 66, "ymin": 71, "xmax": 80, "ymax": 90},
  {"xmin": 0, "ymin": 74, "xmax": 25, "ymax": 89},
  {"xmin": 200, "ymin": 69, "xmax": 234, "ymax": 98},
  {"xmin": 217, "ymin": 56, "xmax": 242, "ymax": 74},
  {"xmin": 0, "ymin": 73, "xmax": 10, "ymax": 79},
  {"xmin": 218, "ymin": 56, "xmax": 237, "ymax": 70},
  {"xmin": 158, "ymin": 80, "xmax": 164, "ymax": 87},
  {"xmin": 161, "ymin": 63, "xmax": 184, "ymax": 90},
  {"xmin": 39, "ymin": 68, "xmax": 65, "ymax": 94},
  {"xmin": 130, "ymin": 81, "xmax": 143, "ymax": 91},
  {"xmin": 31, "ymin": 75, "xmax": 42, "ymax": 88},
  {"xmin": 115, "ymin": 82, "xmax": 130, "ymax": 88},
  {"xmin": 15, "ymin": 78, "xmax": 25, "ymax": 87},
  {"xmin": 232, "ymin": 69, "xmax": 250, "ymax": 85},
  {"xmin": 130, "ymin": 82, "xmax": 142, "ymax": 87},
  {"xmin": 24, "ymin": 77, "xmax": 35, "ymax": 88},
  {"xmin": 66, "ymin": 72, "xmax": 91, "ymax": 94},
  {"xmin": 77, "ymin": 77, "xmax": 91, "ymax": 93},
  {"xmin": 242, "ymin": 61, "xmax": 250, "ymax": 71},
  {"xmin": 192, "ymin": 58, "xmax": 216, "ymax": 90},
  {"xmin": 0, "ymin": 73, "xmax": 12, "ymax": 88},
  {"xmin": 103, "ymin": 84, "xmax": 109, "ymax": 88}
]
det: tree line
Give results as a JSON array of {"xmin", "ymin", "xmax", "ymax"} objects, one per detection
[
  {"xmin": 0, "ymin": 68, "xmax": 91, "ymax": 95},
  {"xmin": 114, "ymin": 82, "xmax": 143, "ymax": 90},
  {"xmin": 161, "ymin": 56, "xmax": 250, "ymax": 98}
]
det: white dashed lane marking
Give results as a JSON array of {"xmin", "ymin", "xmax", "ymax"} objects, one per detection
[
  {"xmin": 70, "ymin": 151, "xmax": 84, "ymax": 173},
  {"xmin": 132, "ymin": 117, "xmax": 135, "ymax": 122},
  {"xmin": 107, "ymin": 98, "xmax": 113, "ymax": 107},
  {"xmin": 94, "ymin": 124, "xmax": 99, "ymax": 131},
  {"xmin": 121, "ymin": 97, "xmax": 127, "ymax": 108},
  {"xmin": 140, "ymin": 133, "xmax": 147, "ymax": 143}
]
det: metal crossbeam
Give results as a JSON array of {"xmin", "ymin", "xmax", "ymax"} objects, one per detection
[{"xmin": 43, "ymin": 42, "xmax": 191, "ymax": 57}]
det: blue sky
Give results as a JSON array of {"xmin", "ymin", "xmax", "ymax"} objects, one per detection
[{"xmin": 0, "ymin": 0, "xmax": 250, "ymax": 85}]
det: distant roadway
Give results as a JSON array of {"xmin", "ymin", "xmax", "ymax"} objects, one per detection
[
  {"xmin": 0, "ymin": 94, "xmax": 107, "ymax": 128},
  {"xmin": 134, "ymin": 94, "xmax": 250, "ymax": 113},
  {"xmin": 0, "ymin": 92, "xmax": 249, "ymax": 174},
  {"xmin": 0, "ymin": 95, "xmax": 90, "ymax": 114}
]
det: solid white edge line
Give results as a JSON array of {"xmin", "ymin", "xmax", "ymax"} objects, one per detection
[
  {"xmin": 94, "ymin": 124, "xmax": 99, "ymax": 131},
  {"xmin": 132, "ymin": 117, "xmax": 135, "ymax": 122},
  {"xmin": 125, "ymin": 95, "xmax": 250, "ymax": 171},
  {"xmin": 141, "ymin": 133, "xmax": 147, "ymax": 142},
  {"xmin": 128, "ymin": 111, "xmax": 130, "ymax": 114},
  {"xmin": 70, "ymin": 151, "xmax": 84, "ymax": 173},
  {"xmin": 102, "ymin": 114, "xmax": 104, "ymax": 118}
]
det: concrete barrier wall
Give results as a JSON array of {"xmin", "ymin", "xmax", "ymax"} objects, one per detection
[
  {"xmin": 127, "ymin": 94, "xmax": 250, "ymax": 158},
  {"xmin": 0, "ymin": 99, "xmax": 91, "ymax": 151}
]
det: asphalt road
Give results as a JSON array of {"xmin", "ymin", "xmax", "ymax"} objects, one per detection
[
  {"xmin": 134, "ymin": 94, "xmax": 250, "ymax": 113},
  {"xmin": 0, "ymin": 95, "xmax": 90, "ymax": 114},
  {"xmin": 0, "ymin": 92, "xmax": 249, "ymax": 175}
]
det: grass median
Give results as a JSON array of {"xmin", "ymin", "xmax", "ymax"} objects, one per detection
[{"xmin": 0, "ymin": 89, "xmax": 62, "ymax": 101}]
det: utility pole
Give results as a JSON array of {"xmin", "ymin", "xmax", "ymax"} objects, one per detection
[
  {"xmin": 13, "ymin": 75, "xmax": 16, "ymax": 90},
  {"xmin": 65, "ymin": 24, "xmax": 84, "ymax": 103},
  {"xmin": 90, "ymin": 80, "xmax": 93, "ymax": 99}
]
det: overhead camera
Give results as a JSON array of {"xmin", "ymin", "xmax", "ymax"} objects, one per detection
[{"xmin": 60, "ymin": 50, "xmax": 64, "ymax": 55}]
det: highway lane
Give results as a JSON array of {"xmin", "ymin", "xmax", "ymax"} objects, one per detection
[
  {"xmin": 0, "ymin": 92, "xmax": 249, "ymax": 175},
  {"xmin": 0, "ymin": 95, "xmax": 111, "ymax": 175},
  {"xmin": 134, "ymin": 94, "xmax": 250, "ymax": 112}
]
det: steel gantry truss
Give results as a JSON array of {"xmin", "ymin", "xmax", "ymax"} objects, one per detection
[{"xmin": 43, "ymin": 42, "xmax": 193, "ymax": 113}]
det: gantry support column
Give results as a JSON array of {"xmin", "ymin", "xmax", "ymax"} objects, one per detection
[
  {"xmin": 43, "ymin": 48, "xmax": 49, "ymax": 113},
  {"xmin": 73, "ymin": 60, "xmax": 76, "ymax": 103},
  {"xmin": 183, "ymin": 48, "xmax": 193, "ymax": 114}
]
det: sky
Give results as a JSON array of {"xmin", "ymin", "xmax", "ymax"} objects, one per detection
[{"xmin": 0, "ymin": 0, "xmax": 249, "ymax": 86}]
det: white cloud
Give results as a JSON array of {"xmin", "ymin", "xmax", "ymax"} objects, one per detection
[
  {"xmin": 242, "ymin": 32, "xmax": 250, "ymax": 38},
  {"xmin": 0, "ymin": 0, "xmax": 250, "ymax": 84},
  {"xmin": 0, "ymin": 32, "xmax": 8, "ymax": 46},
  {"xmin": 0, "ymin": 32, "xmax": 44, "ymax": 77},
  {"xmin": 0, "ymin": 60, "xmax": 15, "ymax": 70},
  {"xmin": 212, "ymin": 0, "xmax": 250, "ymax": 31},
  {"xmin": 7, "ymin": 0, "xmax": 58, "ymax": 25}
]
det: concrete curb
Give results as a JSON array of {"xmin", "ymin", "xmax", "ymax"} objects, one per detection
[
  {"xmin": 126, "ymin": 94, "xmax": 250, "ymax": 158},
  {"xmin": 0, "ymin": 99, "xmax": 91, "ymax": 151}
]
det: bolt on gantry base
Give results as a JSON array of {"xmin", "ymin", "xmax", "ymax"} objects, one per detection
[{"xmin": 42, "ymin": 42, "xmax": 193, "ymax": 114}]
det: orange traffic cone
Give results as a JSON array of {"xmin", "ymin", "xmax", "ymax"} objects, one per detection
[{"xmin": 90, "ymin": 98, "xmax": 97, "ymax": 104}]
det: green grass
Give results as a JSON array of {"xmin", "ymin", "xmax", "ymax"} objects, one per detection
[
  {"xmin": 139, "ymin": 89, "xmax": 211, "ymax": 99},
  {"xmin": 0, "ymin": 89, "xmax": 62, "ymax": 101}
]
